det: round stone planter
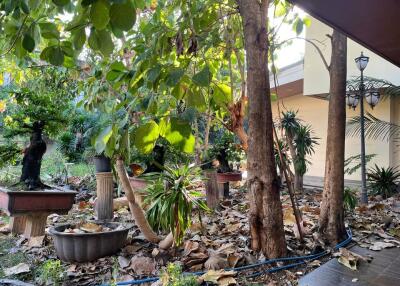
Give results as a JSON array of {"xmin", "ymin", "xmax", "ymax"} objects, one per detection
[
  {"xmin": 50, "ymin": 222, "xmax": 129, "ymax": 262},
  {"xmin": 216, "ymin": 172, "xmax": 242, "ymax": 183}
]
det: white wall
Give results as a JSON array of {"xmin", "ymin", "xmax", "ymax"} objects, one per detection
[{"xmin": 304, "ymin": 16, "xmax": 400, "ymax": 96}]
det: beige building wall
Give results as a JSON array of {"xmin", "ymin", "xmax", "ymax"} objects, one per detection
[
  {"xmin": 279, "ymin": 16, "xmax": 400, "ymax": 181},
  {"xmin": 272, "ymin": 95, "xmax": 393, "ymax": 181}
]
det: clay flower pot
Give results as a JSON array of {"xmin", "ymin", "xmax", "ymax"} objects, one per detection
[
  {"xmin": 50, "ymin": 222, "xmax": 129, "ymax": 262},
  {"xmin": 216, "ymin": 171, "xmax": 242, "ymax": 183}
]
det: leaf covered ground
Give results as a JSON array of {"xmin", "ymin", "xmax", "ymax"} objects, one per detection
[{"xmin": 1, "ymin": 183, "xmax": 400, "ymax": 286}]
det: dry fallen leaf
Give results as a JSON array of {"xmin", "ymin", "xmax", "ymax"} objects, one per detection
[
  {"xmin": 199, "ymin": 270, "xmax": 236, "ymax": 285},
  {"xmin": 28, "ymin": 235, "xmax": 45, "ymax": 248},
  {"xmin": 337, "ymin": 248, "xmax": 360, "ymax": 270},
  {"xmin": 80, "ymin": 222, "xmax": 102, "ymax": 233},
  {"xmin": 118, "ymin": 256, "xmax": 131, "ymax": 268},
  {"xmin": 218, "ymin": 276, "xmax": 237, "ymax": 286},
  {"xmin": 369, "ymin": 241, "xmax": 395, "ymax": 251},
  {"xmin": 183, "ymin": 241, "xmax": 199, "ymax": 257},
  {"xmin": 4, "ymin": 263, "xmax": 30, "ymax": 276},
  {"xmin": 130, "ymin": 255, "xmax": 156, "ymax": 275},
  {"xmin": 204, "ymin": 254, "xmax": 229, "ymax": 270}
]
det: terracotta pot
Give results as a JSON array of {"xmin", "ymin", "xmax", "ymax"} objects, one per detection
[
  {"xmin": 216, "ymin": 172, "xmax": 242, "ymax": 183},
  {"xmin": 128, "ymin": 177, "xmax": 149, "ymax": 207},
  {"xmin": 0, "ymin": 188, "xmax": 76, "ymax": 216},
  {"xmin": 128, "ymin": 177, "xmax": 148, "ymax": 191},
  {"xmin": 50, "ymin": 222, "xmax": 129, "ymax": 262}
]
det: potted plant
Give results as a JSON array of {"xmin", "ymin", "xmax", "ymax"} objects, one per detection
[
  {"xmin": 207, "ymin": 131, "xmax": 244, "ymax": 183},
  {"xmin": 93, "ymin": 153, "xmax": 112, "ymax": 173}
]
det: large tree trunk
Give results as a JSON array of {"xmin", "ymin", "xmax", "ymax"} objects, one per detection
[
  {"xmin": 238, "ymin": 0, "xmax": 286, "ymax": 257},
  {"xmin": 319, "ymin": 30, "xmax": 347, "ymax": 245},
  {"xmin": 294, "ymin": 173, "xmax": 303, "ymax": 192},
  {"xmin": 20, "ymin": 123, "xmax": 46, "ymax": 190}
]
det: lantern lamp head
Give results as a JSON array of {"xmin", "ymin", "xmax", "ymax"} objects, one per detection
[
  {"xmin": 355, "ymin": 52, "xmax": 369, "ymax": 71},
  {"xmin": 365, "ymin": 89, "xmax": 380, "ymax": 108},
  {"xmin": 346, "ymin": 91, "xmax": 359, "ymax": 110}
]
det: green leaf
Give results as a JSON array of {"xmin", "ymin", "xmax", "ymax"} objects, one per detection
[
  {"xmin": 52, "ymin": 0, "xmax": 69, "ymax": 6},
  {"xmin": 61, "ymin": 41, "xmax": 74, "ymax": 57},
  {"xmin": 303, "ymin": 17, "xmax": 311, "ymax": 27},
  {"xmin": 134, "ymin": 121, "xmax": 160, "ymax": 154},
  {"xmin": 22, "ymin": 33, "xmax": 35, "ymax": 52},
  {"xmin": 40, "ymin": 45, "xmax": 65, "ymax": 66},
  {"xmin": 192, "ymin": 66, "xmax": 211, "ymax": 87},
  {"xmin": 48, "ymin": 46, "xmax": 65, "ymax": 66},
  {"xmin": 90, "ymin": 0, "xmax": 110, "ymax": 30},
  {"xmin": 39, "ymin": 22, "xmax": 60, "ymax": 39},
  {"xmin": 110, "ymin": 61, "xmax": 126, "ymax": 72},
  {"xmin": 213, "ymin": 83, "xmax": 232, "ymax": 107},
  {"xmin": 82, "ymin": 0, "xmax": 96, "ymax": 6},
  {"xmin": 88, "ymin": 28, "xmax": 114, "ymax": 56},
  {"xmin": 20, "ymin": 0, "xmax": 30, "ymax": 14},
  {"xmin": 97, "ymin": 29, "xmax": 114, "ymax": 56},
  {"xmin": 110, "ymin": 1, "xmax": 136, "ymax": 31},
  {"xmin": 14, "ymin": 38, "xmax": 27, "ymax": 58},
  {"xmin": 162, "ymin": 118, "xmax": 195, "ymax": 153},
  {"xmin": 95, "ymin": 125, "xmax": 113, "ymax": 154},
  {"xmin": 165, "ymin": 68, "xmax": 185, "ymax": 87},
  {"xmin": 294, "ymin": 19, "xmax": 303, "ymax": 35},
  {"xmin": 73, "ymin": 28, "xmax": 86, "ymax": 50},
  {"xmin": 186, "ymin": 88, "xmax": 206, "ymax": 112},
  {"xmin": 106, "ymin": 61, "xmax": 126, "ymax": 81},
  {"xmin": 274, "ymin": 1, "xmax": 288, "ymax": 17},
  {"xmin": 146, "ymin": 65, "xmax": 161, "ymax": 82}
]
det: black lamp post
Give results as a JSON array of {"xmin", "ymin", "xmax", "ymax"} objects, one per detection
[{"xmin": 346, "ymin": 52, "xmax": 380, "ymax": 205}]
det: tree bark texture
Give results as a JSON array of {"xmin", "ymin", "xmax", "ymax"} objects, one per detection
[
  {"xmin": 238, "ymin": 0, "xmax": 286, "ymax": 257},
  {"xmin": 319, "ymin": 30, "xmax": 347, "ymax": 245},
  {"xmin": 115, "ymin": 158, "xmax": 160, "ymax": 243},
  {"xmin": 20, "ymin": 123, "xmax": 46, "ymax": 190}
]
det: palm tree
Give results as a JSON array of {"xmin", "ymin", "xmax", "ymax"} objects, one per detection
[
  {"xmin": 293, "ymin": 124, "xmax": 319, "ymax": 191},
  {"xmin": 280, "ymin": 111, "xmax": 319, "ymax": 192}
]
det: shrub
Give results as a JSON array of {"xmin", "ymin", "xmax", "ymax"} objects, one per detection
[
  {"xmin": 343, "ymin": 187, "xmax": 357, "ymax": 212},
  {"xmin": 160, "ymin": 263, "xmax": 199, "ymax": 286},
  {"xmin": 367, "ymin": 164, "xmax": 400, "ymax": 198},
  {"xmin": 39, "ymin": 259, "xmax": 64, "ymax": 286},
  {"xmin": 144, "ymin": 163, "xmax": 208, "ymax": 245}
]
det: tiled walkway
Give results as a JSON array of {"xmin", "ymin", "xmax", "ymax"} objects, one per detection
[{"xmin": 299, "ymin": 245, "xmax": 400, "ymax": 286}]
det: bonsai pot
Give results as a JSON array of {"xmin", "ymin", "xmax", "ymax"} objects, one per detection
[
  {"xmin": 0, "ymin": 187, "xmax": 76, "ymax": 216},
  {"xmin": 50, "ymin": 222, "xmax": 129, "ymax": 262},
  {"xmin": 0, "ymin": 187, "xmax": 76, "ymax": 238},
  {"xmin": 216, "ymin": 171, "xmax": 242, "ymax": 183},
  {"xmin": 93, "ymin": 155, "xmax": 111, "ymax": 173}
]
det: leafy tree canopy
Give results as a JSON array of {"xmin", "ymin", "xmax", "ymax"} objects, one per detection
[{"xmin": 0, "ymin": 67, "xmax": 78, "ymax": 137}]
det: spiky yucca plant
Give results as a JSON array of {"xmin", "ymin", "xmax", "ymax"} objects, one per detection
[{"xmin": 367, "ymin": 164, "xmax": 400, "ymax": 198}]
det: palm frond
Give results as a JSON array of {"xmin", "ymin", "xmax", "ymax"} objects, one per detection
[
  {"xmin": 346, "ymin": 113, "xmax": 400, "ymax": 141},
  {"xmin": 347, "ymin": 76, "xmax": 400, "ymax": 100}
]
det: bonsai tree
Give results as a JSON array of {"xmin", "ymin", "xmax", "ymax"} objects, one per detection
[
  {"xmin": 206, "ymin": 129, "xmax": 244, "ymax": 173},
  {"xmin": 0, "ymin": 68, "xmax": 76, "ymax": 189}
]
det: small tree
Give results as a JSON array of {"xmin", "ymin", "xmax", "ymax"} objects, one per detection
[
  {"xmin": 280, "ymin": 111, "xmax": 318, "ymax": 192},
  {"xmin": 0, "ymin": 68, "xmax": 76, "ymax": 189}
]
